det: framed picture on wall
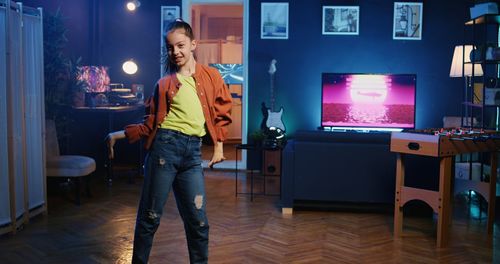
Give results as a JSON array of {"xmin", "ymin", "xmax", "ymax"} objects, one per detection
[
  {"xmin": 261, "ymin": 2, "xmax": 289, "ymax": 39},
  {"xmin": 322, "ymin": 6, "xmax": 359, "ymax": 35},
  {"xmin": 393, "ymin": 2, "xmax": 423, "ymax": 40},
  {"xmin": 161, "ymin": 6, "xmax": 180, "ymax": 76},
  {"xmin": 161, "ymin": 6, "xmax": 180, "ymax": 35}
]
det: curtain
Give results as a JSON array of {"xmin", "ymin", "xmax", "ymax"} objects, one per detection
[
  {"xmin": 0, "ymin": 4, "xmax": 11, "ymax": 227},
  {"xmin": 23, "ymin": 11, "xmax": 45, "ymax": 210},
  {"xmin": 8, "ymin": 3, "xmax": 26, "ymax": 220}
]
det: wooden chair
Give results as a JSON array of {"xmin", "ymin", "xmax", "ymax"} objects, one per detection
[{"xmin": 45, "ymin": 119, "xmax": 95, "ymax": 205}]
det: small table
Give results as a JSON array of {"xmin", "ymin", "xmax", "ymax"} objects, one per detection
[{"xmin": 235, "ymin": 144, "xmax": 281, "ymax": 201}]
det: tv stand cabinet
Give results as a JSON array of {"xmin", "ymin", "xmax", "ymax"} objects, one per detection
[{"xmin": 281, "ymin": 130, "xmax": 396, "ymax": 214}]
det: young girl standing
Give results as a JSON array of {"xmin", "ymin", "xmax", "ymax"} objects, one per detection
[{"xmin": 107, "ymin": 19, "xmax": 232, "ymax": 264}]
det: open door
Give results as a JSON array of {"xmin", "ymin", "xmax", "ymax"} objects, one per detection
[{"xmin": 182, "ymin": 0, "xmax": 248, "ymax": 169}]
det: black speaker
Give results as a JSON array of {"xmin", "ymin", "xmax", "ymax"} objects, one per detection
[
  {"xmin": 486, "ymin": 77, "xmax": 500, "ymax": 88},
  {"xmin": 262, "ymin": 150, "xmax": 281, "ymax": 176}
]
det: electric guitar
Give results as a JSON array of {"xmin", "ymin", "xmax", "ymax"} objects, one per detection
[{"xmin": 262, "ymin": 59, "xmax": 286, "ymax": 132}]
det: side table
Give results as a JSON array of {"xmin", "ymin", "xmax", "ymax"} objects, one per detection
[{"xmin": 235, "ymin": 144, "xmax": 282, "ymax": 201}]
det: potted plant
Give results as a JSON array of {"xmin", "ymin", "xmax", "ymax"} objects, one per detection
[
  {"xmin": 249, "ymin": 130, "xmax": 266, "ymax": 146},
  {"xmin": 43, "ymin": 8, "xmax": 84, "ymax": 153},
  {"xmin": 44, "ymin": 9, "xmax": 85, "ymax": 117},
  {"xmin": 68, "ymin": 58, "xmax": 86, "ymax": 107}
]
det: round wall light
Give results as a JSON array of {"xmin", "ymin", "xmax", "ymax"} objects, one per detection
[
  {"xmin": 126, "ymin": 1, "xmax": 141, "ymax": 11},
  {"xmin": 122, "ymin": 60, "xmax": 138, "ymax": 75}
]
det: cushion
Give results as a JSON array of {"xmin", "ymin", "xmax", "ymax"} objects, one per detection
[{"xmin": 47, "ymin": 155, "xmax": 96, "ymax": 177}]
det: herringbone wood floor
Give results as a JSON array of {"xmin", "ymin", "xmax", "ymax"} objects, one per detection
[{"xmin": 0, "ymin": 168, "xmax": 498, "ymax": 263}]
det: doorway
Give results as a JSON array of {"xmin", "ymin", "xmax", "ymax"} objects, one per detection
[{"xmin": 183, "ymin": 0, "xmax": 248, "ymax": 169}]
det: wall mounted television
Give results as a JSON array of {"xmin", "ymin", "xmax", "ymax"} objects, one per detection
[{"xmin": 321, "ymin": 73, "xmax": 416, "ymax": 132}]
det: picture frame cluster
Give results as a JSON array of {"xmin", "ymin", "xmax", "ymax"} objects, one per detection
[{"xmin": 260, "ymin": 2, "xmax": 423, "ymax": 40}]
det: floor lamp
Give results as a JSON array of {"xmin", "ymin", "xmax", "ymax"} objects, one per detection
[{"xmin": 449, "ymin": 45, "xmax": 483, "ymax": 128}]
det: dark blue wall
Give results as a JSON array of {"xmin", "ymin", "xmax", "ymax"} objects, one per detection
[
  {"xmin": 25, "ymin": 0, "xmax": 476, "ymax": 137},
  {"xmin": 248, "ymin": 0, "xmax": 472, "ymax": 136},
  {"xmin": 23, "ymin": 0, "xmax": 182, "ymax": 98},
  {"xmin": 97, "ymin": 1, "xmax": 184, "ymax": 96},
  {"xmin": 23, "ymin": 0, "xmax": 92, "ymax": 62}
]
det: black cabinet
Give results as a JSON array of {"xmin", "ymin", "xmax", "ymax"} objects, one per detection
[{"xmin": 281, "ymin": 130, "xmax": 397, "ymax": 213}]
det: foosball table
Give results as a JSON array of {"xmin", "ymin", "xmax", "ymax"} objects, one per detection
[{"xmin": 390, "ymin": 128, "xmax": 498, "ymax": 247}]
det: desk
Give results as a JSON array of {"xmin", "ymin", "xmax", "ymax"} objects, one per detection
[
  {"xmin": 72, "ymin": 104, "xmax": 145, "ymax": 133},
  {"xmin": 235, "ymin": 144, "xmax": 282, "ymax": 201},
  {"xmin": 71, "ymin": 104, "xmax": 145, "ymax": 184}
]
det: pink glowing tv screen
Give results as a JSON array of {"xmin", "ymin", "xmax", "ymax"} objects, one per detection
[{"xmin": 321, "ymin": 73, "xmax": 416, "ymax": 130}]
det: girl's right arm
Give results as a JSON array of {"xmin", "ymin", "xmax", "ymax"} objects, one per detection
[
  {"xmin": 106, "ymin": 130, "xmax": 126, "ymax": 159},
  {"xmin": 106, "ymin": 83, "xmax": 160, "ymax": 159}
]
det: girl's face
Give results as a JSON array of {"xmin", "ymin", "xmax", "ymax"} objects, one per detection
[{"xmin": 166, "ymin": 29, "xmax": 196, "ymax": 68}]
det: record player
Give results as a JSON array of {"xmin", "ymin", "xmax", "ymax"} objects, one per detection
[{"xmin": 107, "ymin": 83, "xmax": 139, "ymax": 106}]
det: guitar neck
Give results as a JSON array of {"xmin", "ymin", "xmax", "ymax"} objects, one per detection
[
  {"xmin": 268, "ymin": 59, "xmax": 277, "ymax": 112},
  {"xmin": 270, "ymin": 73, "xmax": 275, "ymax": 111}
]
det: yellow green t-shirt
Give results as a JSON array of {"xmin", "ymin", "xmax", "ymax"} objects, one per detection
[{"xmin": 160, "ymin": 74, "xmax": 206, "ymax": 137}]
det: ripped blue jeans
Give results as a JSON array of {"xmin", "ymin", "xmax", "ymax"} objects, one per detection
[{"xmin": 132, "ymin": 128, "xmax": 208, "ymax": 264}]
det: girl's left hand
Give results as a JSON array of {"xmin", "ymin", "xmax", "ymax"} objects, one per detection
[{"xmin": 208, "ymin": 142, "xmax": 225, "ymax": 168}]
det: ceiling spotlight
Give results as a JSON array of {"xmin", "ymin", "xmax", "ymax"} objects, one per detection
[
  {"xmin": 122, "ymin": 60, "xmax": 138, "ymax": 75},
  {"xmin": 126, "ymin": 0, "xmax": 140, "ymax": 11}
]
